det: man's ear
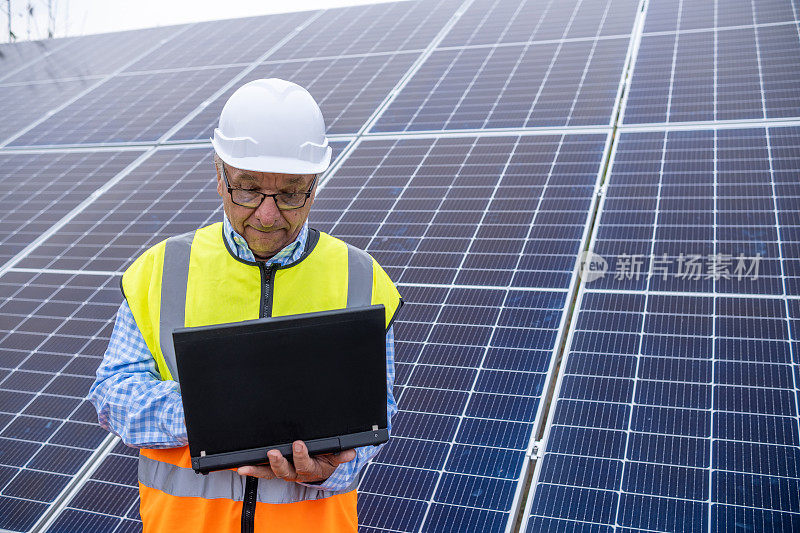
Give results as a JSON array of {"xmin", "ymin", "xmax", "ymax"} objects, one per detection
[{"xmin": 215, "ymin": 163, "xmax": 224, "ymax": 198}]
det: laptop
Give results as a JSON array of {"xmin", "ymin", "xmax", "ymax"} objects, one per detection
[{"xmin": 172, "ymin": 305, "xmax": 389, "ymax": 474}]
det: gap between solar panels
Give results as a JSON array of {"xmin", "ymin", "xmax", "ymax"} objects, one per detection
[
  {"xmin": 502, "ymin": 1, "xmax": 650, "ymax": 528},
  {"xmin": 28, "ymin": 434, "xmax": 120, "ymax": 533}
]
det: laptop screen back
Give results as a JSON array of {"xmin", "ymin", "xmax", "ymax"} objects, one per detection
[{"xmin": 173, "ymin": 305, "xmax": 387, "ymax": 458}]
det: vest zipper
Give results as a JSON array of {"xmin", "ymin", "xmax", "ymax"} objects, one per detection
[
  {"xmin": 259, "ymin": 263, "xmax": 276, "ymax": 318},
  {"xmin": 242, "ymin": 263, "xmax": 275, "ymax": 532},
  {"xmin": 241, "ymin": 475, "xmax": 258, "ymax": 533}
]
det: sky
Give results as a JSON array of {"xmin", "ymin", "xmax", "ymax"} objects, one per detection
[{"xmin": 2, "ymin": 0, "xmax": 402, "ymax": 43}]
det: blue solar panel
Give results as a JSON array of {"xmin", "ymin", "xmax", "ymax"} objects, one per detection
[
  {"xmin": 643, "ymin": 0, "xmax": 799, "ymax": 33},
  {"xmin": 524, "ymin": 125, "xmax": 800, "ymax": 532},
  {"xmin": 624, "ymin": 19, "xmax": 800, "ymax": 124},
  {"xmin": 0, "ymin": 271, "xmax": 121, "ymax": 532},
  {"xmin": 0, "ymin": 150, "xmax": 142, "ymax": 266},
  {"xmin": 372, "ymin": 37, "xmax": 632, "ymax": 131},
  {"xmin": 441, "ymin": 0, "xmax": 640, "ymax": 47}
]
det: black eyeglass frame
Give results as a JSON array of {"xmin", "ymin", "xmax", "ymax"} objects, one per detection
[{"xmin": 220, "ymin": 162, "xmax": 317, "ymax": 211}]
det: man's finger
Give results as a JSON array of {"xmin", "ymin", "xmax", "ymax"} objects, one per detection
[
  {"xmin": 237, "ymin": 465, "xmax": 276, "ymax": 479},
  {"xmin": 333, "ymin": 449, "xmax": 357, "ymax": 464},
  {"xmin": 268, "ymin": 449, "xmax": 295, "ymax": 480},
  {"xmin": 292, "ymin": 441, "xmax": 318, "ymax": 478}
]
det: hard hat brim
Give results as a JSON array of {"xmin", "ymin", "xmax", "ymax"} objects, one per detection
[{"xmin": 212, "ymin": 139, "xmax": 332, "ymax": 175}]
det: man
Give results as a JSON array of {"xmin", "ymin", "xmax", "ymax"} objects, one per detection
[{"xmin": 89, "ymin": 78, "xmax": 402, "ymax": 533}]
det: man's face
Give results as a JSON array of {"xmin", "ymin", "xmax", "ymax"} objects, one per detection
[{"xmin": 216, "ymin": 159, "xmax": 316, "ymax": 260}]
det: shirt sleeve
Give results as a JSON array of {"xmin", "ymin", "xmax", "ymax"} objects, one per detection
[
  {"xmin": 89, "ymin": 300, "xmax": 188, "ymax": 448},
  {"xmin": 300, "ymin": 326, "xmax": 398, "ymax": 491}
]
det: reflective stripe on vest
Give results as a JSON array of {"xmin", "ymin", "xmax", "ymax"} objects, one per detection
[
  {"xmin": 158, "ymin": 230, "xmax": 194, "ymax": 383},
  {"xmin": 139, "ymin": 453, "xmax": 357, "ymax": 503}
]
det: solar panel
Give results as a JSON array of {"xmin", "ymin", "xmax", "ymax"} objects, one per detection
[
  {"xmin": 0, "ymin": 150, "xmax": 143, "ymax": 266},
  {"xmin": 44, "ymin": 440, "xmax": 140, "ymax": 533},
  {"xmin": 9, "ymin": 27, "xmax": 178, "ymax": 83},
  {"xmin": 310, "ymin": 134, "xmax": 609, "ymax": 289},
  {"xmin": 313, "ymin": 134, "xmax": 609, "ymax": 530},
  {"xmin": 0, "ymin": 80, "xmax": 95, "ymax": 145},
  {"xmin": 523, "ymin": 124, "xmax": 800, "ymax": 532},
  {"xmin": 588, "ymin": 127, "xmax": 798, "ymax": 295},
  {"xmin": 623, "ymin": 21, "xmax": 800, "ymax": 124},
  {"xmin": 0, "ymin": 38, "xmax": 72, "ymax": 82},
  {"xmin": 171, "ymin": 52, "xmax": 419, "ymax": 139},
  {"xmin": 7, "ymin": 67, "xmax": 244, "ymax": 147},
  {"xmin": 372, "ymin": 37, "xmax": 632, "ymax": 132},
  {"xmin": 267, "ymin": 0, "xmax": 463, "ymax": 61},
  {"xmin": 0, "ymin": 270, "xmax": 122, "ymax": 533},
  {"xmin": 124, "ymin": 11, "xmax": 315, "ymax": 72},
  {"xmin": 643, "ymin": 0, "xmax": 800, "ymax": 33},
  {"xmin": 440, "ymin": 0, "xmax": 640, "ymax": 48}
]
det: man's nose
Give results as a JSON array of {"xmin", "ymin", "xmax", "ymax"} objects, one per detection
[{"xmin": 252, "ymin": 197, "xmax": 283, "ymax": 228}]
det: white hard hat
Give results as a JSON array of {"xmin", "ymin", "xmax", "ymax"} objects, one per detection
[{"xmin": 211, "ymin": 78, "xmax": 331, "ymax": 175}]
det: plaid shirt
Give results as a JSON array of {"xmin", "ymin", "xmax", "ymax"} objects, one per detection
[{"xmin": 89, "ymin": 216, "xmax": 397, "ymax": 491}]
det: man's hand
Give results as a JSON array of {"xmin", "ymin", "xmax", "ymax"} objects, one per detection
[{"xmin": 237, "ymin": 440, "xmax": 356, "ymax": 483}]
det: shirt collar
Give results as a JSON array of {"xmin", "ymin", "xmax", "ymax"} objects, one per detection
[{"xmin": 222, "ymin": 214, "xmax": 308, "ymax": 266}]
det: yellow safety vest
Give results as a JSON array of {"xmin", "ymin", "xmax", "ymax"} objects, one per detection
[{"xmin": 121, "ymin": 222, "xmax": 402, "ymax": 533}]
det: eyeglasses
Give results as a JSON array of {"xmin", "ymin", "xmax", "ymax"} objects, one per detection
[{"xmin": 221, "ymin": 162, "xmax": 316, "ymax": 210}]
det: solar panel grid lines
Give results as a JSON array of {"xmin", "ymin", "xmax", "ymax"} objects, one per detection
[
  {"xmin": 439, "ymin": 0, "xmax": 642, "ymax": 48},
  {"xmin": 346, "ymin": 0, "xmax": 481, "ymax": 139},
  {"xmin": 371, "ymin": 0, "xmax": 642, "ymax": 133},
  {"xmin": 0, "ymin": 150, "xmax": 143, "ymax": 268},
  {"xmin": 584, "ymin": 126, "xmax": 800, "ymax": 296},
  {"xmin": 0, "ymin": 80, "xmax": 99, "ymax": 147},
  {"xmin": 643, "ymin": 0, "xmax": 800, "ymax": 34},
  {"xmin": 311, "ymin": 133, "xmax": 610, "ymax": 290},
  {"xmin": 267, "ymin": 0, "xmax": 466, "ymax": 62},
  {"xmin": 7, "ymin": 66, "xmax": 248, "ymax": 148},
  {"xmin": 132, "ymin": 8, "xmax": 330, "ymax": 148},
  {"xmin": 621, "ymin": 1, "xmax": 800, "ymax": 125},
  {"xmin": 0, "ymin": 147, "xmax": 156, "ymax": 279},
  {"xmin": 357, "ymin": 283, "xmax": 569, "ymax": 532},
  {"xmin": 0, "ymin": 270, "xmax": 124, "ymax": 533},
  {"xmin": 123, "ymin": 10, "xmax": 317, "ymax": 72},
  {"xmin": 0, "ymin": 38, "xmax": 75, "ymax": 83},
  {"xmin": 41, "ymin": 438, "xmax": 142, "ymax": 533},
  {"xmin": 522, "ymin": 292, "xmax": 800, "ymax": 532},
  {"xmin": 12, "ymin": 141, "xmax": 350, "ymax": 275},
  {"xmin": 29, "ymin": 432, "xmax": 118, "ymax": 533},
  {"xmin": 8, "ymin": 26, "xmax": 183, "ymax": 84},
  {"xmin": 0, "ymin": 23, "xmax": 197, "ymax": 150}
]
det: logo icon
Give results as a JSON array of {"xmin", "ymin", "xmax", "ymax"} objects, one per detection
[{"xmin": 578, "ymin": 251, "xmax": 607, "ymax": 282}]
